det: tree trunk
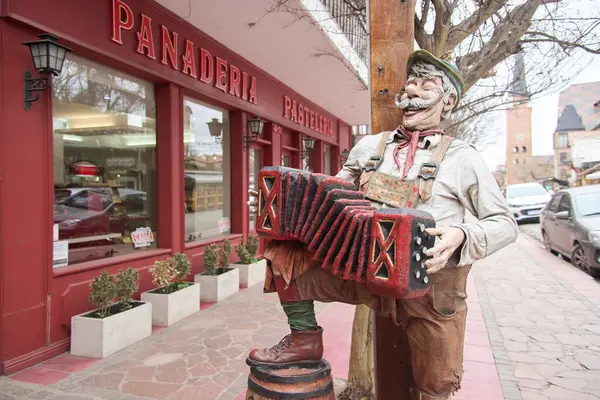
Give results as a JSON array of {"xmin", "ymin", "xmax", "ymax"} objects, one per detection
[{"xmin": 342, "ymin": 1, "xmax": 416, "ymax": 400}]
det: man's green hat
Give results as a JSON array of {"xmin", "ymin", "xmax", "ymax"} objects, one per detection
[{"xmin": 406, "ymin": 49, "xmax": 464, "ymax": 108}]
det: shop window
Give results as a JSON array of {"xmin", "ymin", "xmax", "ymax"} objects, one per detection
[
  {"xmin": 522, "ymin": 146, "xmax": 527, "ymax": 153},
  {"xmin": 249, "ymin": 148, "xmax": 263, "ymax": 231},
  {"xmin": 324, "ymin": 144, "xmax": 331, "ymax": 175},
  {"xmin": 52, "ymin": 55, "xmax": 157, "ymax": 266},
  {"xmin": 282, "ymin": 155, "xmax": 292, "ymax": 166},
  {"xmin": 183, "ymin": 97, "xmax": 231, "ymax": 242},
  {"xmin": 560, "ymin": 152, "xmax": 568, "ymax": 164},
  {"xmin": 513, "ymin": 146, "xmax": 519, "ymax": 153}
]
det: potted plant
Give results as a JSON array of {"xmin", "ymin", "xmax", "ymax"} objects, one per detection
[
  {"xmin": 194, "ymin": 241, "xmax": 239, "ymax": 302},
  {"xmin": 234, "ymin": 235, "xmax": 266, "ymax": 288},
  {"xmin": 70, "ymin": 268, "xmax": 151, "ymax": 358},
  {"xmin": 141, "ymin": 253, "xmax": 200, "ymax": 326}
]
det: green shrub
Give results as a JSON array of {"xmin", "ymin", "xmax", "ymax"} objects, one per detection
[
  {"xmin": 203, "ymin": 244, "xmax": 219, "ymax": 275},
  {"xmin": 89, "ymin": 270, "xmax": 116, "ymax": 319},
  {"xmin": 236, "ymin": 235, "xmax": 259, "ymax": 264},
  {"xmin": 172, "ymin": 253, "xmax": 191, "ymax": 280},
  {"xmin": 115, "ymin": 267, "xmax": 139, "ymax": 311},
  {"xmin": 149, "ymin": 259, "xmax": 178, "ymax": 294},
  {"xmin": 219, "ymin": 240, "xmax": 232, "ymax": 267}
]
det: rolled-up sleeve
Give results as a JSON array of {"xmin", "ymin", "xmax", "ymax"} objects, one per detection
[
  {"xmin": 334, "ymin": 134, "xmax": 380, "ymax": 187},
  {"xmin": 451, "ymin": 148, "xmax": 518, "ymax": 266}
]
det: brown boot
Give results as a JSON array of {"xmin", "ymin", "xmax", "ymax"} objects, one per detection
[{"xmin": 247, "ymin": 327, "xmax": 324, "ymax": 368}]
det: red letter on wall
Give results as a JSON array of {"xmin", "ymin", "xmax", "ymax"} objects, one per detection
[
  {"xmin": 298, "ymin": 104, "xmax": 304, "ymax": 125},
  {"xmin": 111, "ymin": 0, "xmax": 134, "ymax": 45},
  {"xmin": 241, "ymin": 72, "xmax": 248, "ymax": 101},
  {"xmin": 291, "ymin": 101, "xmax": 298, "ymax": 122},
  {"xmin": 248, "ymin": 76, "xmax": 258, "ymax": 104},
  {"xmin": 215, "ymin": 57, "xmax": 228, "ymax": 92},
  {"xmin": 136, "ymin": 14, "xmax": 156, "ymax": 59},
  {"xmin": 284, "ymin": 96, "xmax": 292, "ymax": 119},
  {"xmin": 181, "ymin": 40, "xmax": 197, "ymax": 78},
  {"xmin": 200, "ymin": 48, "xmax": 214, "ymax": 84},
  {"xmin": 229, "ymin": 65, "xmax": 241, "ymax": 97},
  {"xmin": 161, "ymin": 26, "xmax": 178, "ymax": 69}
]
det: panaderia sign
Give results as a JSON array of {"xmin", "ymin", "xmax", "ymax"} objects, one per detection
[{"xmin": 111, "ymin": 0, "xmax": 258, "ymax": 104}]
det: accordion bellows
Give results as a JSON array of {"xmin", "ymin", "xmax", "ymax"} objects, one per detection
[{"xmin": 256, "ymin": 166, "xmax": 436, "ymax": 299}]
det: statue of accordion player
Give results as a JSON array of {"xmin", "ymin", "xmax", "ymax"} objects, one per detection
[{"xmin": 246, "ymin": 50, "xmax": 518, "ymax": 400}]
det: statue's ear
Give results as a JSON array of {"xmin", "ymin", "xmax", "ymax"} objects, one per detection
[{"xmin": 443, "ymin": 94, "xmax": 457, "ymax": 113}]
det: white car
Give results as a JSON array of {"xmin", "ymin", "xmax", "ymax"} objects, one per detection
[{"xmin": 505, "ymin": 182, "xmax": 551, "ymax": 223}]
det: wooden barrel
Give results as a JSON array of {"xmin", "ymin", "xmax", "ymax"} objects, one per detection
[{"xmin": 245, "ymin": 360, "xmax": 335, "ymax": 400}]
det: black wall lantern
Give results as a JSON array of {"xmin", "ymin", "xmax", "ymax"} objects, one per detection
[
  {"xmin": 244, "ymin": 115, "xmax": 265, "ymax": 150},
  {"xmin": 340, "ymin": 149, "xmax": 349, "ymax": 166},
  {"xmin": 22, "ymin": 34, "xmax": 72, "ymax": 111},
  {"xmin": 301, "ymin": 137, "xmax": 316, "ymax": 159},
  {"xmin": 207, "ymin": 118, "xmax": 224, "ymax": 144}
]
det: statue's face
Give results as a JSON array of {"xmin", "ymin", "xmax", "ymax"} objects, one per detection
[{"xmin": 397, "ymin": 74, "xmax": 455, "ymax": 131}]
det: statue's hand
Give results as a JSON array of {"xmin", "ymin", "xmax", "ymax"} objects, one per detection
[
  {"xmin": 248, "ymin": 189, "xmax": 259, "ymax": 216},
  {"xmin": 422, "ymin": 227, "xmax": 465, "ymax": 274}
]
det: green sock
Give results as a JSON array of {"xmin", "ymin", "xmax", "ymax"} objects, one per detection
[{"xmin": 281, "ymin": 301, "xmax": 318, "ymax": 331}]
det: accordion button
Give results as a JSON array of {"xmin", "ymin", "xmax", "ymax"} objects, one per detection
[
  {"xmin": 415, "ymin": 270, "xmax": 421, "ymax": 279},
  {"xmin": 418, "ymin": 223, "xmax": 426, "ymax": 233},
  {"xmin": 414, "ymin": 236, "xmax": 422, "ymax": 246},
  {"xmin": 423, "ymin": 276, "xmax": 429, "ymax": 284},
  {"xmin": 413, "ymin": 252, "xmax": 421, "ymax": 262}
]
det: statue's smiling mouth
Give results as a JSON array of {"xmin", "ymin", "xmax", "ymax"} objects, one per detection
[{"xmin": 404, "ymin": 107, "xmax": 426, "ymax": 116}]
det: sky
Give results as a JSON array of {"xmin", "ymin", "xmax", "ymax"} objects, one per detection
[{"xmin": 479, "ymin": 54, "xmax": 600, "ymax": 171}]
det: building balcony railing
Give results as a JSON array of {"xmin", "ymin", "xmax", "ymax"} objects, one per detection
[{"xmin": 320, "ymin": 0, "xmax": 368, "ymax": 63}]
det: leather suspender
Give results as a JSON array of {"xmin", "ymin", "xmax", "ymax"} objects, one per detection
[
  {"xmin": 359, "ymin": 131, "xmax": 392, "ymax": 189},
  {"xmin": 418, "ymin": 135, "xmax": 454, "ymax": 202}
]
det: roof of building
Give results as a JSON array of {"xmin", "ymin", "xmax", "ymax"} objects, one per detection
[
  {"xmin": 556, "ymin": 105, "xmax": 585, "ymax": 132},
  {"xmin": 556, "ymin": 81, "xmax": 600, "ymax": 131}
]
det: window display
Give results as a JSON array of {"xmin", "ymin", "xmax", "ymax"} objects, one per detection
[
  {"xmin": 52, "ymin": 55, "xmax": 157, "ymax": 266},
  {"xmin": 183, "ymin": 98, "xmax": 231, "ymax": 242}
]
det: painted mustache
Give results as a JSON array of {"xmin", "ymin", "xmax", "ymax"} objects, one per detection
[{"xmin": 395, "ymin": 89, "xmax": 443, "ymax": 111}]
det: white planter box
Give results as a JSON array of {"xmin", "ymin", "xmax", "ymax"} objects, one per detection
[
  {"xmin": 70, "ymin": 301, "xmax": 152, "ymax": 358},
  {"xmin": 234, "ymin": 259, "xmax": 266, "ymax": 288},
  {"xmin": 194, "ymin": 267, "xmax": 239, "ymax": 302},
  {"xmin": 140, "ymin": 283, "xmax": 200, "ymax": 327}
]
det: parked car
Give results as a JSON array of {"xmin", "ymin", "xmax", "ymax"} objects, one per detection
[
  {"xmin": 540, "ymin": 184, "xmax": 600, "ymax": 277},
  {"xmin": 505, "ymin": 182, "xmax": 551, "ymax": 223}
]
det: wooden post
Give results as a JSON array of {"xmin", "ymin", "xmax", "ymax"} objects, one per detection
[
  {"xmin": 372, "ymin": 0, "xmax": 416, "ymax": 399},
  {"xmin": 345, "ymin": 1, "xmax": 416, "ymax": 398}
]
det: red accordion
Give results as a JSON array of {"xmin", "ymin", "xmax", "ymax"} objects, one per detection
[{"xmin": 256, "ymin": 166, "xmax": 436, "ymax": 299}]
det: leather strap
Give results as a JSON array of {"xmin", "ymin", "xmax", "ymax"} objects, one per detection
[
  {"xmin": 418, "ymin": 135, "xmax": 454, "ymax": 202},
  {"xmin": 359, "ymin": 131, "xmax": 392, "ymax": 189}
]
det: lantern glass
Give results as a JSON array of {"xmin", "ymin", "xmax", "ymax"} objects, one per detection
[
  {"xmin": 248, "ymin": 116, "xmax": 264, "ymax": 136},
  {"xmin": 23, "ymin": 34, "xmax": 72, "ymax": 75},
  {"xmin": 303, "ymin": 137, "xmax": 315, "ymax": 151}
]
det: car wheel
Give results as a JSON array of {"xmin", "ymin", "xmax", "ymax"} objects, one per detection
[
  {"xmin": 571, "ymin": 244, "xmax": 592, "ymax": 274},
  {"xmin": 542, "ymin": 231, "xmax": 557, "ymax": 255}
]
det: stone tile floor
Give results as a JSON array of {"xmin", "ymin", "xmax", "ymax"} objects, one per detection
[{"xmin": 1, "ymin": 233, "xmax": 599, "ymax": 399}]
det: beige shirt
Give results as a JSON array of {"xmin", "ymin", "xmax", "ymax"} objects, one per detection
[{"xmin": 335, "ymin": 131, "xmax": 518, "ymax": 267}]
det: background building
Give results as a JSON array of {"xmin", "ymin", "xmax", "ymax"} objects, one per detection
[
  {"xmin": 504, "ymin": 55, "xmax": 555, "ymax": 185},
  {"xmin": 553, "ymin": 82, "xmax": 600, "ymax": 182}
]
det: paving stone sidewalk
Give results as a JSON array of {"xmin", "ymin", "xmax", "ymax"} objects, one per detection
[
  {"xmin": 472, "ymin": 233, "xmax": 600, "ymax": 400},
  {"xmin": 1, "ymin": 233, "xmax": 598, "ymax": 399}
]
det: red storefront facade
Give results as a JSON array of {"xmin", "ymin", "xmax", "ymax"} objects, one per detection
[{"xmin": 0, "ymin": 0, "xmax": 352, "ymax": 374}]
